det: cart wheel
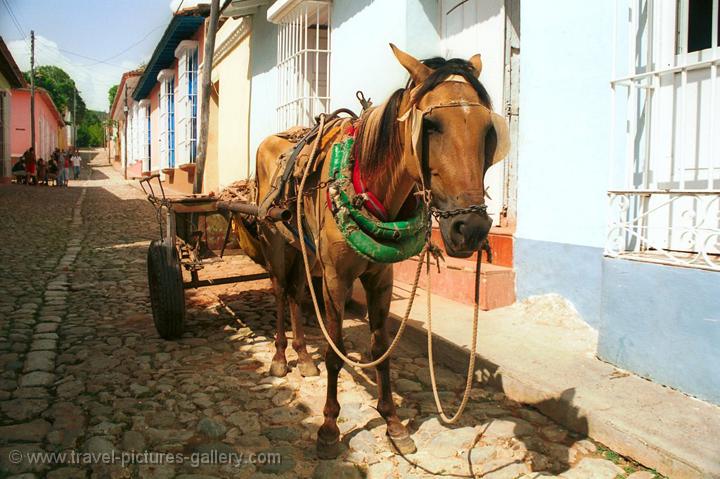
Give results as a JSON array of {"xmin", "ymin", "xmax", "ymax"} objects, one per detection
[{"xmin": 147, "ymin": 240, "xmax": 186, "ymax": 339}]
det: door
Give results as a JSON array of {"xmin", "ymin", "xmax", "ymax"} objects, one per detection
[{"xmin": 441, "ymin": 0, "xmax": 519, "ymax": 228}]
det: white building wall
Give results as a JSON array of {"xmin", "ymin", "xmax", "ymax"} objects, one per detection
[
  {"xmin": 515, "ymin": 1, "xmax": 614, "ymax": 248},
  {"xmin": 249, "ymin": 0, "xmax": 442, "ymax": 164},
  {"xmin": 249, "ymin": 10, "xmax": 278, "ymax": 170},
  {"xmin": 331, "ymin": 0, "xmax": 442, "ymax": 115}
]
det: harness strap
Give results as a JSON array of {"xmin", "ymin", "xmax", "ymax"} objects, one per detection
[{"xmin": 352, "ymin": 157, "xmax": 389, "ymax": 221}]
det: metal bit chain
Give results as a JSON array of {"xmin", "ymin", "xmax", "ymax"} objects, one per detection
[{"xmin": 429, "ymin": 203, "xmax": 488, "ymax": 219}]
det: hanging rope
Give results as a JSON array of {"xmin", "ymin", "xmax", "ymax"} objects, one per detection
[
  {"xmin": 297, "ymin": 114, "xmax": 426, "ymax": 369},
  {"xmin": 425, "ymin": 243, "xmax": 482, "ymax": 424},
  {"xmin": 296, "ymin": 112, "xmax": 482, "ymax": 426}
]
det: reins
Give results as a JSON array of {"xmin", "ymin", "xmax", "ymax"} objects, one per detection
[
  {"xmin": 407, "ymin": 94, "xmax": 485, "ymax": 424},
  {"xmin": 298, "ymin": 114, "xmax": 424, "ymax": 369},
  {"xmin": 296, "ymin": 74, "xmax": 490, "ymax": 424}
]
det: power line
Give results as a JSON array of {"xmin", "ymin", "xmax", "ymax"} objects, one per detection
[
  {"xmin": 1, "ymin": 0, "xmax": 31, "ymax": 57},
  {"xmin": 57, "ymin": 47, "xmax": 127, "ymax": 69},
  {"xmin": 81, "ymin": 23, "xmax": 164, "ymax": 67},
  {"xmin": 1, "ymin": 0, "xmax": 26, "ymax": 40},
  {"xmin": 3, "ymin": 0, "xmax": 162, "ymax": 74},
  {"xmin": 174, "ymin": 0, "xmax": 185, "ymax": 15},
  {"xmin": 35, "ymin": 43, "xmax": 128, "ymax": 70}
]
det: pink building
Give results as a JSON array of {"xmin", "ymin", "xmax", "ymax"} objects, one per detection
[
  {"xmin": 1, "ymin": 35, "xmax": 27, "ymax": 182},
  {"xmin": 11, "ymin": 87, "xmax": 64, "ymax": 162}
]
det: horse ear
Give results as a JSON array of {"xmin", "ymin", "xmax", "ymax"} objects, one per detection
[
  {"xmin": 390, "ymin": 43, "xmax": 432, "ymax": 84},
  {"xmin": 485, "ymin": 112, "xmax": 511, "ymax": 171},
  {"xmin": 468, "ymin": 54, "xmax": 483, "ymax": 76}
]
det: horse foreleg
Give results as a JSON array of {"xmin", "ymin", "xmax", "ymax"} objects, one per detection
[
  {"xmin": 316, "ymin": 270, "xmax": 348, "ymax": 459},
  {"xmin": 361, "ymin": 267, "xmax": 417, "ymax": 454},
  {"xmin": 269, "ymin": 277, "xmax": 289, "ymax": 377}
]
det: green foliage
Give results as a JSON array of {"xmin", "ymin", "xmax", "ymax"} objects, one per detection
[
  {"xmin": 25, "ymin": 65, "xmax": 87, "ymax": 124},
  {"xmin": 77, "ymin": 110, "xmax": 107, "ymax": 147},
  {"xmin": 108, "ymin": 84, "xmax": 119, "ymax": 109}
]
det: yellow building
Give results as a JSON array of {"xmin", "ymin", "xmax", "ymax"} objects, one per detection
[{"xmin": 205, "ymin": 13, "xmax": 252, "ymax": 193}]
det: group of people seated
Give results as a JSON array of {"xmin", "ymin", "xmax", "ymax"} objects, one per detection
[{"xmin": 12, "ymin": 147, "xmax": 82, "ymax": 186}]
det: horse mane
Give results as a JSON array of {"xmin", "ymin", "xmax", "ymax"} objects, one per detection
[
  {"xmin": 411, "ymin": 57, "xmax": 493, "ymax": 109},
  {"xmin": 356, "ymin": 57, "xmax": 492, "ymax": 183}
]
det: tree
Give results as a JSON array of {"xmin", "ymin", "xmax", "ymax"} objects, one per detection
[
  {"xmin": 76, "ymin": 110, "xmax": 107, "ymax": 147},
  {"xmin": 25, "ymin": 65, "xmax": 87, "ymax": 124},
  {"xmin": 108, "ymin": 84, "xmax": 119, "ymax": 110}
]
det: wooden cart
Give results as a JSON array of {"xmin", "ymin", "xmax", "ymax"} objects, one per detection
[{"xmin": 139, "ymin": 174, "xmax": 283, "ymax": 339}]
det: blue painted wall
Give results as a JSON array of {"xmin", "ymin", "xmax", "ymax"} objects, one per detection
[
  {"xmin": 600, "ymin": 259, "xmax": 720, "ymax": 404},
  {"xmin": 515, "ymin": 239, "xmax": 604, "ymax": 330}
]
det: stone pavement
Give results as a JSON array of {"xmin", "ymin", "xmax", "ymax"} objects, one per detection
[{"xmin": 0, "ymin": 150, "xmax": 663, "ymax": 478}]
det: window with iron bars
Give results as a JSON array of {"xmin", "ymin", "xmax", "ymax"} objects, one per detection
[
  {"xmin": 145, "ymin": 103, "xmax": 152, "ymax": 171},
  {"xmin": 188, "ymin": 47, "xmax": 198, "ymax": 163},
  {"xmin": 276, "ymin": 1, "xmax": 331, "ymax": 130},
  {"xmin": 175, "ymin": 41, "xmax": 199, "ymax": 165},
  {"xmin": 607, "ymin": 0, "xmax": 720, "ymax": 271}
]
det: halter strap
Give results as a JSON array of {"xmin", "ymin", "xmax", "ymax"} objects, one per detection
[{"xmin": 396, "ymin": 75, "xmax": 494, "ymax": 212}]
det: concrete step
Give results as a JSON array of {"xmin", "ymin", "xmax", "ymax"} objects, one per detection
[{"xmin": 393, "ymin": 255, "xmax": 515, "ymax": 310}]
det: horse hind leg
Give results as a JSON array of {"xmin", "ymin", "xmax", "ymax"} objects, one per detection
[
  {"xmin": 269, "ymin": 277, "xmax": 289, "ymax": 377},
  {"xmin": 287, "ymin": 264, "xmax": 319, "ymax": 377},
  {"xmin": 361, "ymin": 268, "xmax": 417, "ymax": 455}
]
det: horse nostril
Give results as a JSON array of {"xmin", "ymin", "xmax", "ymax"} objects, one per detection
[{"xmin": 453, "ymin": 220, "xmax": 465, "ymax": 236}]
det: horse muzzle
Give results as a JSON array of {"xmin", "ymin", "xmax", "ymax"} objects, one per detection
[{"xmin": 438, "ymin": 211, "xmax": 492, "ymax": 258}]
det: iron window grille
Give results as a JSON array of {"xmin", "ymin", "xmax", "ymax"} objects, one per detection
[
  {"xmin": 145, "ymin": 103, "xmax": 152, "ymax": 171},
  {"xmin": 608, "ymin": 0, "xmax": 720, "ymax": 271},
  {"xmin": 158, "ymin": 70, "xmax": 173, "ymax": 170},
  {"xmin": 275, "ymin": 1, "xmax": 331, "ymax": 130},
  {"xmin": 175, "ymin": 40, "xmax": 199, "ymax": 166}
]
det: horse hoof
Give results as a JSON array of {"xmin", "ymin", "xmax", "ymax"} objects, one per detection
[
  {"xmin": 269, "ymin": 360, "xmax": 288, "ymax": 377},
  {"xmin": 316, "ymin": 435, "xmax": 341, "ymax": 460},
  {"xmin": 387, "ymin": 433, "xmax": 417, "ymax": 455},
  {"xmin": 298, "ymin": 361, "xmax": 320, "ymax": 377}
]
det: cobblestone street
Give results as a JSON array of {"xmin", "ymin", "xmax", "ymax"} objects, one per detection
[{"xmin": 0, "ymin": 152, "xmax": 658, "ymax": 479}]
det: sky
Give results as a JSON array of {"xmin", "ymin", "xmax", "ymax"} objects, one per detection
[{"xmin": 1, "ymin": 0, "xmax": 203, "ymax": 111}]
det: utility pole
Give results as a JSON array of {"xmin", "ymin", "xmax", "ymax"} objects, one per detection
[
  {"xmin": 72, "ymin": 86, "xmax": 77, "ymax": 147},
  {"xmin": 30, "ymin": 30, "xmax": 35, "ymax": 153},
  {"xmin": 123, "ymin": 86, "xmax": 128, "ymax": 179},
  {"xmin": 193, "ymin": 0, "xmax": 220, "ymax": 194}
]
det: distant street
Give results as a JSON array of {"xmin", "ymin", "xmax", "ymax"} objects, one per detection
[{"xmin": 0, "ymin": 150, "xmax": 647, "ymax": 478}]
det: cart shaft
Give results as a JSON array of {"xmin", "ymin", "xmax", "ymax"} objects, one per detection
[{"xmin": 216, "ymin": 202, "xmax": 291, "ymax": 222}]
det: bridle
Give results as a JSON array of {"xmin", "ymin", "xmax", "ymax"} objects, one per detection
[{"xmin": 397, "ymin": 75, "xmax": 492, "ymax": 224}]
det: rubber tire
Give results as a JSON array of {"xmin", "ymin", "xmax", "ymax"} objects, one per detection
[{"xmin": 147, "ymin": 240, "xmax": 186, "ymax": 339}]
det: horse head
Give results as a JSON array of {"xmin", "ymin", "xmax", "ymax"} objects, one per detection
[{"xmin": 392, "ymin": 44, "xmax": 510, "ymax": 258}]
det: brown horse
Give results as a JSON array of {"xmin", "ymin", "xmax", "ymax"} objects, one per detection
[{"xmin": 251, "ymin": 44, "xmax": 509, "ymax": 458}]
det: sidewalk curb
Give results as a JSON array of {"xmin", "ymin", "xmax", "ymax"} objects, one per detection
[{"xmin": 349, "ymin": 283, "xmax": 720, "ymax": 479}]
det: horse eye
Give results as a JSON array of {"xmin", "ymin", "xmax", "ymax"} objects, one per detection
[{"xmin": 424, "ymin": 118, "xmax": 441, "ymax": 133}]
